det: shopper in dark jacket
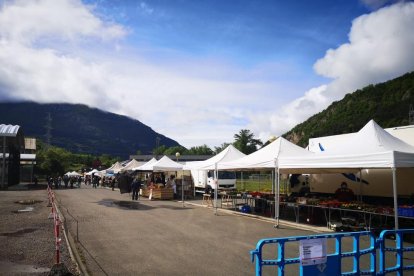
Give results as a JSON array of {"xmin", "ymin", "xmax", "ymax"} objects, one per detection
[{"xmin": 131, "ymin": 177, "xmax": 142, "ymax": 201}]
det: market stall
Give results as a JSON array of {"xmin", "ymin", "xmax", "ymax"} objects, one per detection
[
  {"xmin": 135, "ymin": 156, "xmax": 184, "ymax": 204},
  {"xmin": 218, "ymin": 136, "xmax": 314, "ymax": 226},
  {"xmin": 184, "ymin": 144, "xmax": 245, "ymax": 212},
  {"xmin": 214, "ymin": 120, "xmax": 414, "ymax": 231},
  {"xmin": 142, "ymin": 185, "xmax": 174, "ymax": 200},
  {"xmin": 280, "ymin": 120, "xmax": 414, "ymax": 229}
]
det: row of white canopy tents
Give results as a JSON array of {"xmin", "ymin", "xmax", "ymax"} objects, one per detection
[
  {"xmin": 133, "ymin": 156, "xmax": 183, "ymax": 171},
  {"xmin": 213, "ymin": 120, "xmax": 414, "ymax": 229},
  {"xmin": 83, "ymin": 120, "xmax": 414, "ymax": 229},
  {"xmin": 65, "ymin": 171, "xmax": 82, "ymax": 177}
]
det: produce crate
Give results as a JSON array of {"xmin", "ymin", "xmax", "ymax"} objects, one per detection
[
  {"xmin": 143, "ymin": 188, "xmax": 174, "ymax": 200},
  {"xmin": 398, "ymin": 207, "xmax": 414, "ymax": 217}
]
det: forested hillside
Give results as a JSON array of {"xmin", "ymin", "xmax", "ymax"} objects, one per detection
[
  {"xmin": 0, "ymin": 102, "xmax": 180, "ymax": 158},
  {"xmin": 284, "ymin": 71, "xmax": 414, "ymax": 146}
]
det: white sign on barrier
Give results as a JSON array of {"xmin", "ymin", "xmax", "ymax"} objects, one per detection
[{"xmin": 300, "ymin": 238, "xmax": 327, "ymax": 266}]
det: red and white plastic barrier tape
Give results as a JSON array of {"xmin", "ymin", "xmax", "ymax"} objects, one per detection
[{"xmin": 47, "ymin": 186, "xmax": 61, "ymax": 264}]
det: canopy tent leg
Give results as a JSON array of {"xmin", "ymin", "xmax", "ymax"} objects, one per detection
[
  {"xmin": 277, "ymin": 168, "xmax": 280, "ymax": 227},
  {"xmin": 274, "ymin": 167, "xmax": 280, "ymax": 228},
  {"xmin": 214, "ymin": 163, "xmax": 218, "ymax": 216},
  {"xmin": 358, "ymin": 169, "xmax": 362, "ymax": 202},
  {"xmin": 271, "ymin": 170, "xmax": 274, "ymax": 194},
  {"xmin": 392, "ymin": 167, "xmax": 399, "ymax": 230}
]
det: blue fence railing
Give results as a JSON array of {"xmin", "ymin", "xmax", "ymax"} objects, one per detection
[
  {"xmin": 251, "ymin": 229, "xmax": 414, "ymax": 276},
  {"xmin": 377, "ymin": 229, "xmax": 414, "ymax": 275}
]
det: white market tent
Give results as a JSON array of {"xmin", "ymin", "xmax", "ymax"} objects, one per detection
[
  {"xmin": 280, "ymin": 120, "xmax": 414, "ymax": 229},
  {"xmin": 217, "ymin": 137, "xmax": 314, "ymax": 224},
  {"xmin": 85, "ymin": 169, "xmax": 100, "ymax": 176},
  {"xmin": 218, "ymin": 137, "xmax": 314, "ymax": 170},
  {"xmin": 135, "ymin": 155, "xmax": 182, "ymax": 172},
  {"xmin": 151, "ymin": 155, "xmax": 183, "ymax": 171},
  {"xmin": 184, "ymin": 144, "xmax": 245, "ymax": 170},
  {"xmin": 184, "ymin": 145, "xmax": 245, "ymax": 213},
  {"xmin": 136, "ymin": 155, "xmax": 184, "ymax": 206},
  {"xmin": 281, "ymin": 120, "xmax": 414, "ymax": 171},
  {"xmin": 65, "ymin": 171, "xmax": 81, "ymax": 177},
  {"xmin": 133, "ymin": 157, "xmax": 158, "ymax": 171},
  {"xmin": 109, "ymin": 162, "xmax": 124, "ymax": 174},
  {"xmin": 120, "ymin": 159, "xmax": 141, "ymax": 172}
]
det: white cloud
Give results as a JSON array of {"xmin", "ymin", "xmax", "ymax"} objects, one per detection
[
  {"xmin": 139, "ymin": 2, "xmax": 154, "ymax": 15},
  {"xmin": 1, "ymin": 0, "xmax": 413, "ymax": 150},
  {"xmin": 0, "ymin": 0, "xmax": 287, "ymax": 148},
  {"xmin": 250, "ymin": 2, "xmax": 414, "ymax": 140},
  {"xmin": 0, "ymin": 0, "xmax": 126, "ymax": 44}
]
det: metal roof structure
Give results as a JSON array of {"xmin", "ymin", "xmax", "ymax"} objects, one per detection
[
  {"xmin": 0, "ymin": 124, "xmax": 21, "ymax": 137},
  {"xmin": 0, "ymin": 124, "xmax": 25, "ymax": 150}
]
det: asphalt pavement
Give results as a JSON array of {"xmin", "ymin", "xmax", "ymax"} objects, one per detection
[{"xmin": 55, "ymin": 185, "xmax": 318, "ymax": 275}]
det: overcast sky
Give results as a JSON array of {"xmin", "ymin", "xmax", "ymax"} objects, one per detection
[{"xmin": 0, "ymin": 0, "xmax": 413, "ymax": 148}]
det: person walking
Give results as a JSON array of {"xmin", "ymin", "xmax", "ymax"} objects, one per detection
[
  {"xmin": 58, "ymin": 176, "xmax": 62, "ymax": 189},
  {"xmin": 111, "ymin": 177, "xmax": 116, "ymax": 191},
  {"xmin": 131, "ymin": 177, "xmax": 141, "ymax": 201},
  {"xmin": 92, "ymin": 175, "xmax": 98, "ymax": 189},
  {"xmin": 63, "ymin": 175, "xmax": 69, "ymax": 189}
]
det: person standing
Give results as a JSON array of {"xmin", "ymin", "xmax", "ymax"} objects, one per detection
[
  {"xmin": 335, "ymin": 182, "xmax": 354, "ymax": 202},
  {"xmin": 92, "ymin": 175, "xmax": 97, "ymax": 189}
]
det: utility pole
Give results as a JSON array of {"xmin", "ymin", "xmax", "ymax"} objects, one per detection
[
  {"xmin": 156, "ymin": 136, "xmax": 161, "ymax": 148},
  {"xmin": 154, "ymin": 136, "xmax": 161, "ymax": 158},
  {"xmin": 45, "ymin": 113, "xmax": 52, "ymax": 146}
]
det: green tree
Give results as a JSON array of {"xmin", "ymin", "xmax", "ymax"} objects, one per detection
[
  {"xmin": 99, "ymin": 154, "xmax": 120, "ymax": 168},
  {"xmin": 164, "ymin": 146, "xmax": 187, "ymax": 156},
  {"xmin": 152, "ymin": 145, "xmax": 167, "ymax": 155},
  {"xmin": 187, "ymin": 145, "xmax": 213, "ymax": 155},
  {"xmin": 233, "ymin": 129, "xmax": 263, "ymax": 154}
]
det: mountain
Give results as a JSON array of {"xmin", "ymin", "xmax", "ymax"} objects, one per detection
[
  {"xmin": 0, "ymin": 102, "xmax": 181, "ymax": 158},
  {"xmin": 284, "ymin": 71, "xmax": 414, "ymax": 146}
]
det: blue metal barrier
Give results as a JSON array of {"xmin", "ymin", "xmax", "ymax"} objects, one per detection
[
  {"xmin": 251, "ymin": 229, "xmax": 414, "ymax": 276},
  {"xmin": 377, "ymin": 229, "xmax": 414, "ymax": 275},
  {"xmin": 250, "ymin": 231, "xmax": 376, "ymax": 276}
]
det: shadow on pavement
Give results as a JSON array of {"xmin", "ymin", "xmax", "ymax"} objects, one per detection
[
  {"xmin": 96, "ymin": 199, "xmax": 194, "ymax": 211},
  {"xmin": 96, "ymin": 199, "xmax": 155, "ymax": 211}
]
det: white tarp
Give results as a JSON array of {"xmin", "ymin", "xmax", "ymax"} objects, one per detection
[
  {"xmin": 136, "ymin": 156, "xmax": 183, "ymax": 171},
  {"xmin": 120, "ymin": 159, "xmax": 141, "ymax": 172},
  {"xmin": 218, "ymin": 137, "xmax": 314, "ymax": 171},
  {"xmin": 133, "ymin": 157, "xmax": 158, "ymax": 171},
  {"xmin": 65, "ymin": 171, "xmax": 81, "ymax": 177},
  {"xmin": 308, "ymin": 124, "xmax": 414, "ymax": 152},
  {"xmin": 184, "ymin": 144, "xmax": 245, "ymax": 170},
  {"xmin": 280, "ymin": 120, "xmax": 414, "ymax": 172},
  {"xmin": 105, "ymin": 162, "xmax": 124, "ymax": 174},
  {"xmin": 85, "ymin": 169, "xmax": 99, "ymax": 175}
]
